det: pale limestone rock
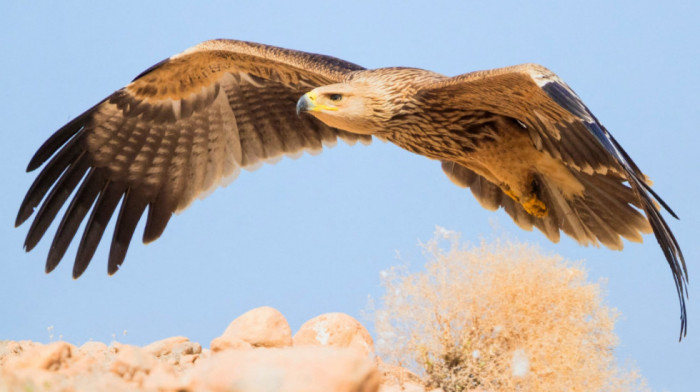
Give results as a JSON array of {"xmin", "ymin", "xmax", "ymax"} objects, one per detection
[
  {"xmin": 78, "ymin": 341, "xmax": 111, "ymax": 362},
  {"xmin": 1, "ymin": 340, "xmax": 142, "ymax": 392},
  {"xmin": 1, "ymin": 341, "xmax": 81, "ymax": 392},
  {"xmin": 0, "ymin": 370, "xmax": 66, "ymax": 392},
  {"xmin": 70, "ymin": 373, "xmax": 135, "ymax": 392},
  {"xmin": 174, "ymin": 340, "xmax": 201, "ymax": 355},
  {"xmin": 294, "ymin": 312, "xmax": 375, "ymax": 357},
  {"xmin": 143, "ymin": 336, "xmax": 190, "ymax": 357},
  {"xmin": 142, "ymin": 362, "xmax": 187, "ymax": 391},
  {"xmin": 80, "ymin": 341, "xmax": 109, "ymax": 355},
  {"xmin": 0, "ymin": 311, "xmax": 434, "ymax": 392},
  {"xmin": 109, "ymin": 344, "xmax": 156, "ymax": 384},
  {"xmin": 380, "ymin": 383, "xmax": 427, "ymax": 392},
  {"xmin": 210, "ymin": 335, "xmax": 252, "ymax": 351},
  {"xmin": 4, "ymin": 341, "xmax": 75, "ymax": 371},
  {"xmin": 211, "ymin": 306, "xmax": 292, "ymax": 352},
  {"xmin": 189, "ymin": 346, "xmax": 380, "ymax": 392},
  {"xmin": 0, "ymin": 340, "xmax": 31, "ymax": 365},
  {"xmin": 143, "ymin": 336, "xmax": 201, "ymax": 370},
  {"xmin": 377, "ymin": 359, "xmax": 427, "ymax": 392},
  {"xmin": 65, "ymin": 341, "xmax": 110, "ymax": 378}
]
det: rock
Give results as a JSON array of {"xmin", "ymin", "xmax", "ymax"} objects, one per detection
[
  {"xmin": 77, "ymin": 341, "xmax": 112, "ymax": 367},
  {"xmin": 1, "ymin": 342, "xmax": 79, "ymax": 392},
  {"xmin": 143, "ymin": 336, "xmax": 190, "ymax": 357},
  {"xmin": 80, "ymin": 341, "xmax": 109, "ymax": 355},
  {"xmin": 72, "ymin": 373, "xmax": 135, "ymax": 392},
  {"xmin": 0, "ymin": 310, "xmax": 422, "ymax": 391},
  {"xmin": 189, "ymin": 346, "xmax": 380, "ymax": 392},
  {"xmin": 377, "ymin": 359, "xmax": 427, "ymax": 392},
  {"xmin": 4, "ymin": 341, "xmax": 74, "ymax": 371},
  {"xmin": 142, "ymin": 362, "xmax": 186, "ymax": 391},
  {"xmin": 109, "ymin": 344, "xmax": 156, "ymax": 384},
  {"xmin": 0, "ymin": 340, "xmax": 31, "ymax": 365},
  {"xmin": 173, "ymin": 341, "xmax": 201, "ymax": 356},
  {"xmin": 1, "ymin": 340, "xmax": 143, "ymax": 392},
  {"xmin": 143, "ymin": 336, "xmax": 201, "ymax": 369},
  {"xmin": 1, "ymin": 370, "xmax": 65, "ymax": 392},
  {"xmin": 211, "ymin": 306, "xmax": 292, "ymax": 352},
  {"xmin": 380, "ymin": 383, "xmax": 428, "ymax": 392},
  {"xmin": 294, "ymin": 313, "xmax": 375, "ymax": 357}
]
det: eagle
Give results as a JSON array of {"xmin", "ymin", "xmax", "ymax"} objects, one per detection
[{"xmin": 16, "ymin": 39, "xmax": 687, "ymax": 338}]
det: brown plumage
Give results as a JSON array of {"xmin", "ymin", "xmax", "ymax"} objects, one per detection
[{"xmin": 17, "ymin": 39, "xmax": 687, "ymax": 338}]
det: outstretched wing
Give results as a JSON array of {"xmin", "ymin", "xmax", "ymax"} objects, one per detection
[
  {"xmin": 17, "ymin": 39, "xmax": 370, "ymax": 278},
  {"xmin": 424, "ymin": 64, "xmax": 687, "ymax": 339}
]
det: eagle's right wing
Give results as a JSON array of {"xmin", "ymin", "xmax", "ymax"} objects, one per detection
[{"xmin": 17, "ymin": 39, "xmax": 370, "ymax": 277}]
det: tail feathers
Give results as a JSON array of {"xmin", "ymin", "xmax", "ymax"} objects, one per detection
[
  {"xmin": 555, "ymin": 171, "xmax": 652, "ymax": 248},
  {"xmin": 524, "ymin": 171, "xmax": 649, "ymax": 251},
  {"xmin": 627, "ymin": 174, "xmax": 687, "ymax": 339}
]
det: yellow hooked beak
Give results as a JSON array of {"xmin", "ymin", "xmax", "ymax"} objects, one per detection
[{"xmin": 296, "ymin": 91, "xmax": 339, "ymax": 116}]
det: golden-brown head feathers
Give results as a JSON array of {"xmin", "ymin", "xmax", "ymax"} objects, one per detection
[
  {"xmin": 297, "ymin": 68, "xmax": 445, "ymax": 134},
  {"xmin": 298, "ymin": 80, "xmax": 390, "ymax": 134}
]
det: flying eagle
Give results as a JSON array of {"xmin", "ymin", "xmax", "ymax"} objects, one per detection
[{"xmin": 16, "ymin": 39, "xmax": 687, "ymax": 338}]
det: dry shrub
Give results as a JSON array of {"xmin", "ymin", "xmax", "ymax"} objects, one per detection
[{"xmin": 374, "ymin": 228, "xmax": 648, "ymax": 392}]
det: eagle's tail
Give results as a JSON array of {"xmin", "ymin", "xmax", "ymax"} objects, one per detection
[{"xmin": 536, "ymin": 171, "xmax": 651, "ymax": 250}]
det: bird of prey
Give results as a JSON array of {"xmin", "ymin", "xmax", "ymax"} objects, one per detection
[{"xmin": 16, "ymin": 39, "xmax": 687, "ymax": 338}]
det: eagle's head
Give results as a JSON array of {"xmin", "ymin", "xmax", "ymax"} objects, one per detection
[{"xmin": 296, "ymin": 80, "xmax": 394, "ymax": 135}]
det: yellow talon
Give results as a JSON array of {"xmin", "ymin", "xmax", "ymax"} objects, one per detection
[
  {"xmin": 522, "ymin": 196, "xmax": 548, "ymax": 218},
  {"xmin": 501, "ymin": 185, "xmax": 547, "ymax": 218}
]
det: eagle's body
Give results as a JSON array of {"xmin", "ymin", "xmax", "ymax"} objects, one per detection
[{"xmin": 16, "ymin": 39, "xmax": 687, "ymax": 337}]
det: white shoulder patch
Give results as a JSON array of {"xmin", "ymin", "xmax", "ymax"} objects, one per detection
[
  {"xmin": 526, "ymin": 66, "xmax": 560, "ymax": 87},
  {"xmin": 529, "ymin": 69, "xmax": 560, "ymax": 87}
]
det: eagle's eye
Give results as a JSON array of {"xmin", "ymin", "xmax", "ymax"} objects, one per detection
[{"xmin": 329, "ymin": 94, "xmax": 342, "ymax": 102}]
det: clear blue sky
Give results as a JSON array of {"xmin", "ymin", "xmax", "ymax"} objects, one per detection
[{"xmin": 1, "ymin": 1, "xmax": 698, "ymax": 390}]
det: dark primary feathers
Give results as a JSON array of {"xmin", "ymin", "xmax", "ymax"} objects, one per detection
[{"xmin": 17, "ymin": 40, "xmax": 686, "ymax": 338}]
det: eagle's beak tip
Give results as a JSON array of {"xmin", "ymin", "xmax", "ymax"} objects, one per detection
[{"xmin": 296, "ymin": 94, "xmax": 309, "ymax": 117}]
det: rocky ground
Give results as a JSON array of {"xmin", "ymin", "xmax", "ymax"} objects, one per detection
[{"xmin": 0, "ymin": 306, "xmax": 432, "ymax": 392}]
